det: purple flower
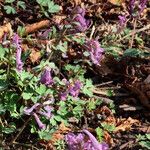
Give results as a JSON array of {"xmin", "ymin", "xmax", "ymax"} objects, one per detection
[
  {"xmin": 38, "ymin": 105, "xmax": 53, "ymax": 119},
  {"xmin": 139, "ymin": 0, "xmax": 147, "ymax": 14},
  {"xmin": 13, "ymin": 34, "xmax": 23, "ymax": 72},
  {"xmin": 65, "ymin": 131, "xmax": 108, "ymax": 150},
  {"xmin": 69, "ymin": 80, "xmax": 82, "ymax": 97},
  {"xmin": 85, "ymin": 40, "xmax": 104, "ymax": 65},
  {"xmin": 129, "ymin": 0, "xmax": 148, "ymax": 17},
  {"xmin": 38, "ymin": 29, "xmax": 51, "ymax": 39},
  {"xmin": 70, "ymin": 7, "xmax": 90, "ymax": 33},
  {"xmin": 83, "ymin": 130, "xmax": 108, "ymax": 150},
  {"xmin": 73, "ymin": 14, "xmax": 88, "ymax": 32},
  {"xmin": 33, "ymin": 113, "xmax": 46, "ymax": 130},
  {"xmin": 40, "ymin": 67, "xmax": 53, "ymax": 85},
  {"xmin": 72, "ymin": 6, "xmax": 85, "ymax": 17},
  {"xmin": 118, "ymin": 15, "xmax": 126, "ymax": 27},
  {"xmin": 60, "ymin": 92, "xmax": 68, "ymax": 101},
  {"xmin": 24, "ymin": 103, "xmax": 40, "ymax": 115},
  {"xmin": 129, "ymin": 0, "xmax": 135, "ymax": 16},
  {"xmin": 65, "ymin": 133, "xmax": 85, "ymax": 150}
]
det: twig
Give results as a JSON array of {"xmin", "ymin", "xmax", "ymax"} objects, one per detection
[
  {"xmin": 117, "ymin": 23, "xmax": 150, "ymax": 42},
  {"xmin": 94, "ymin": 81, "xmax": 113, "ymax": 87},
  {"xmin": 93, "ymin": 95, "xmax": 113, "ymax": 104},
  {"xmin": 129, "ymin": 19, "xmax": 137, "ymax": 48},
  {"xmin": 10, "ymin": 116, "xmax": 32, "ymax": 144},
  {"xmin": 97, "ymin": 86, "xmax": 121, "ymax": 90},
  {"xmin": 13, "ymin": 142, "xmax": 39, "ymax": 150}
]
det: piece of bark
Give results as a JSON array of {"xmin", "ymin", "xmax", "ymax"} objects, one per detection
[
  {"xmin": 125, "ymin": 84, "xmax": 150, "ymax": 109},
  {"xmin": 24, "ymin": 20, "xmax": 50, "ymax": 35}
]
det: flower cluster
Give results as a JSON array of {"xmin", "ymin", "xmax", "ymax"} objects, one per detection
[
  {"xmin": 40, "ymin": 67, "xmax": 54, "ymax": 86},
  {"xmin": 84, "ymin": 39, "xmax": 104, "ymax": 65},
  {"xmin": 13, "ymin": 33, "xmax": 23, "ymax": 72},
  {"xmin": 70, "ymin": 6, "xmax": 90, "ymax": 33},
  {"xmin": 65, "ymin": 130, "xmax": 108, "ymax": 150},
  {"xmin": 60, "ymin": 79, "xmax": 82, "ymax": 101},
  {"xmin": 24, "ymin": 101, "xmax": 53, "ymax": 130},
  {"xmin": 129, "ymin": 0, "xmax": 148, "ymax": 17}
]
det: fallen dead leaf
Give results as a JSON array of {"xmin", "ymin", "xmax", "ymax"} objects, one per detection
[
  {"xmin": 104, "ymin": 131, "xmax": 113, "ymax": 145},
  {"xmin": 50, "ymin": 122, "xmax": 71, "ymax": 143},
  {"xmin": 30, "ymin": 48, "xmax": 41, "ymax": 63},
  {"xmin": 114, "ymin": 117, "xmax": 140, "ymax": 133},
  {"xmin": 108, "ymin": 0, "xmax": 125, "ymax": 6},
  {"xmin": 0, "ymin": 23, "xmax": 13, "ymax": 39}
]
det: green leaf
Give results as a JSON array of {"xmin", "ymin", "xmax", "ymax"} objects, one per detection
[
  {"xmin": 4, "ymin": 5, "xmax": 16, "ymax": 14},
  {"xmin": 0, "ymin": 80, "xmax": 8, "ymax": 91},
  {"xmin": 17, "ymin": 1, "xmax": 26, "ymax": 10},
  {"xmin": 139, "ymin": 141, "xmax": 150, "ymax": 149},
  {"xmin": 101, "ymin": 123, "xmax": 115, "ymax": 132},
  {"xmin": 56, "ymin": 41, "xmax": 67, "ymax": 53},
  {"xmin": 17, "ymin": 26, "xmax": 26, "ymax": 37},
  {"xmin": 0, "ymin": 45, "xmax": 6, "ymax": 59},
  {"xmin": 22, "ymin": 92, "xmax": 33, "ymax": 100},
  {"xmin": 19, "ymin": 71, "xmax": 33, "ymax": 81},
  {"xmin": 36, "ymin": 84, "xmax": 46, "ymax": 95},
  {"xmin": 96, "ymin": 127, "xmax": 103, "ymax": 142},
  {"xmin": 0, "ymin": 104, "xmax": 6, "ymax": 114},
  {"xmin": 123, "ymin": 48, "xmax": 142, "ymax": 57},
  {"xmin": 2, "ymin": 123, "xmax": 16, "ymax": 134},
  {"xmin": 5, "ymin": 0, "xmax": 15, "ymax": 3},
  {"xmin": 146, "ymin": 134, "xmax": 150, "ymax": 140},
  {"xmin": 38, "ymin": 130, "xmax": 52, "ymax": 140},
  {"xmin": 36, "ymin": 0, "xmax": 48, "ymax": 6},
  {"xmin": 54, "ymin": 115, "xmax": 63, "ymax": 122},
  {"xmin": 82, "ymin": 80, "xmax": 94, "ymax": 97},
  {"xmin": 48, "ymin": 1, "xmax": 60, "ymax": 13}
]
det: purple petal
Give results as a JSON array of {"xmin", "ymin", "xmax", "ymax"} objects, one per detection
[
  {"xmin": 38, "ymin": 105, "xmax": 53, "ymax": 119},
  {"xmin": 139, "ymin": 0, "xmax": 147, "ymax": 14},
  {"xmin": 69, "ymin": 80, "xmax": 82, "ymax": 97},
  {"xmin": 33, "ymin": 113, "xmax": 46, "ymax": 130},
  {"xmin": 72, "ymin": 6, "xmax": 86, "ymax": 17},
  {"xmin": 85, "ymin": 40, "xmax": 104, "ymax": 65},
  {"xmin": 60, "ymin": 92, "xmax": 68, "ymax": 101},
  {"xmin": 118, "ymin": 15, "xmax": 126, "ymax": 27},
  {"xmin": 65, "ymin": 133, "xmax": 85, "ymax": 150},
  {"xmin": 40, "ymin": 67, "xmax": 53, "ymax": 85},
  {"xmin": 83, "ymin": 129, "xmax": 108, "ymax": 150},
  {"xmin": 23, "ymin": 103, "xmax": 40, "ymax": 115},
  {"xmin": 13, "ymin": 34, "xmax": 23, "ymax": 72}
]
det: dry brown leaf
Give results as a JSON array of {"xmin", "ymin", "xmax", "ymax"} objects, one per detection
[
  {"xmin": 52, "ymin": 15, "xmax": 66, "ymax": 24},
  {"xmin": 50, "ymin": 122, "xmax": 71, "ymax": 143},
  {"xmin": 104, "ymin": 131, "xmax": 113, "ymax": 145},
  {"xmin": 30, "ymin": 48, "xmax": 41, "ymax": 63},
  {"xmin": 0, "ymin": 23, "xmax": 13, "ymax": 39},
  {"xmin": 108, "ymin": 0, "xmax": 125, "ymax": 6},
  {"xmin": 114, "ymin": 117, "xmax": 140, "ymax": 133}
]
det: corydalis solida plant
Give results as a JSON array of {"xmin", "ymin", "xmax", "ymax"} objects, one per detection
[{"xmin": 13, "ymin": 33, "xmax": 23, "ymax": 72}]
